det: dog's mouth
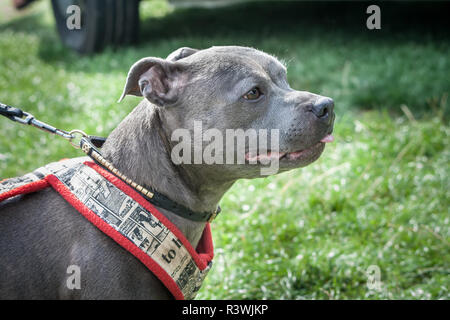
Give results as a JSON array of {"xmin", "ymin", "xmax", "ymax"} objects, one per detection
[{"xmin": 245, "ymin": 134, "xmax": 334, "ymax": 162}]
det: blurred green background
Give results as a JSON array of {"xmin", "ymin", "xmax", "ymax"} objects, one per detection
[{"xmin": 0, "ymin": 1, "xmax": 448, "ymax": 299}]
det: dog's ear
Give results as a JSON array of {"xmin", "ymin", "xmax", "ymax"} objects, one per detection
[
  {"xmin": 166, "ymin": 47, "xmax": 199, "ymax": 62},
  {"xmin": 118, "ymin": 57, "xmax": 186, "ymax": 107}
]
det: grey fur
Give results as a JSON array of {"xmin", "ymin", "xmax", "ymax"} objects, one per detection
[{"xmin": 0, "ymin": 46, "xmax": 334, "ymax": 299}]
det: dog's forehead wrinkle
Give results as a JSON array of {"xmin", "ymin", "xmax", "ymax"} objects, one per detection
[
  {"xmin": 193, "ymin": 63, "xmax": 277, "ymax": 97},
  {"xmin": 186, "ymin": 61, "xmax": 265, "ymax": 94}
]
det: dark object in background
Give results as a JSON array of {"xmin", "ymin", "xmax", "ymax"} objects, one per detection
[
  {"xmin": 14, "ymin": 0, "xmax": 140, "ymax": 54},
  {"xmin": 51, "ymin": 0, "xmax": 140, "ymax": 54},
  {"xmin": 14, "ymin": 0, "xmax": 139, "ymax": 54}
]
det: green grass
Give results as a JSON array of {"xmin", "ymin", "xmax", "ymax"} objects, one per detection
[{"xmin": 0, "ymin": 1, "xmax": 448, "ymax": 299}]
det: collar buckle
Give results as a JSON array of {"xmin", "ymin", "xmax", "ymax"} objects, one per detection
[{"xmin": 207, "ymin": 206, "xmax": 221, "ymax": 223}]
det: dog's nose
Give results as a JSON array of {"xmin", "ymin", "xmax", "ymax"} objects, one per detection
[{"xmin": 311, "ymin": 97, "xmax": 334, "ymax": 119}]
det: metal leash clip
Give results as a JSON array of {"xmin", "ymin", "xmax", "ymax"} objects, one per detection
[{"xmin": 68, "ymin": 129, "xmax": 88, "ymax": 149}]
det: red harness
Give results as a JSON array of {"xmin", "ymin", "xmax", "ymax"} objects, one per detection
[{"xmin": 0, "ymin": 158, "xmax": 214, "ymax": 300}]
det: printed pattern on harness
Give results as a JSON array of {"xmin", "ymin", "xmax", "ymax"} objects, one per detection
[{"xmin": 0, "ymin": 157, "xmax": 213, "ymax": 299}]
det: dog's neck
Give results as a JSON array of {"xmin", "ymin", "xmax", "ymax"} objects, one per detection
[{"xmin": 101, "ymin": 101, "xmax": 234, "ymax": 246}]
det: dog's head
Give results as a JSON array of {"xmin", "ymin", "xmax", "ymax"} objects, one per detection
[{"xmin": 119, "ymin": 46, "xmax": 335, "ymax": 179}]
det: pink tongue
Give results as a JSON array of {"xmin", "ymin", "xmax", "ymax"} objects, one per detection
[{"xmin": 320, "ymin": 134, "xmax": 334, "ymax": 143}]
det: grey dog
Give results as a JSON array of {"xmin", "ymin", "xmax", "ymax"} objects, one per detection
[{"xmin": 0, "ymin": 46, "xmax": 334, "ymax": 299}]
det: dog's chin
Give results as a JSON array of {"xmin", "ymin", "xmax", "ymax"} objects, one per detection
[{"xmin": 279, "ymin": 142, "xmax": 326, "ymax": 169}]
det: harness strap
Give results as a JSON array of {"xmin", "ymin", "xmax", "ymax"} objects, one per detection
[{"xmin": 0, "ymin": 158, "xmax": 214, "ymax": 300}]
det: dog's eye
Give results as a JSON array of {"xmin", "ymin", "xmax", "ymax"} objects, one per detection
[{"xmin": 243, "ymin": 87, "xmax": 262, "ymax": 100}]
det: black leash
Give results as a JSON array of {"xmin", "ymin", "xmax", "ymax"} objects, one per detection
[{"xmin": 0, "ymin": 102, "xmax": 220, "ymax": 222}]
